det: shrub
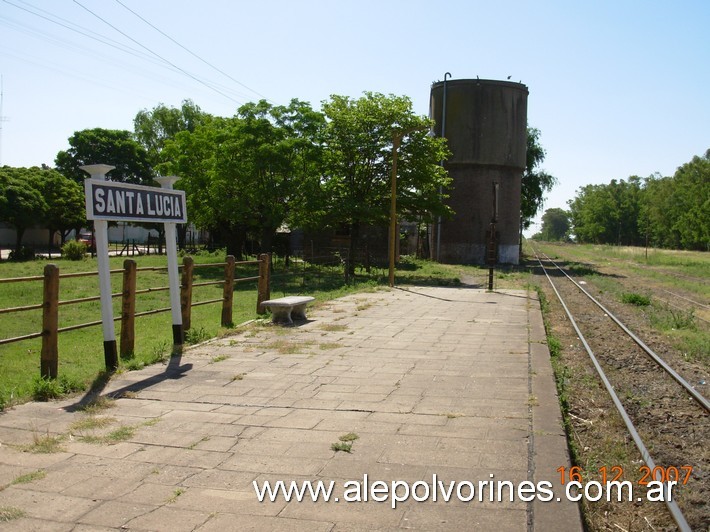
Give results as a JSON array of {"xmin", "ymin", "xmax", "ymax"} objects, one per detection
[
  {"xmin": 8, "ymin": 246, "xmax": 35, "ymax": 261},
  {"xmin": 32, "ymin": 375, "xmax": 85, "ymax": 401},
  {"xmin": 61, "ymin": 240, "xmax": 87, "ymax": 261},
  {"xmin": 621, "ymin": 292, "xmax": 651, "ymax": 306},
  {"xmin": 185, "ymin": 326, "xmax": 209, "ymax": 345}
]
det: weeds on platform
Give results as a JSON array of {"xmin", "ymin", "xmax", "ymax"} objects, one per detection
[{"xmin": 11, "ymin": 470, "xmax": 46, "ymax": 485}]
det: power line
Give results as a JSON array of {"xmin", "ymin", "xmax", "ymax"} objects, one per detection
[
  {"xmin": 114, "ymin": 0, "xmax": 270, "ymax": 102},
  {"xmin": 0, "ymin": 16, "xmax": 206, "ymax": 101},
  {"xmin": 71, "ymin": 0, "xmax": 243, "ymax": 106},
  {"xmin": 2, "ymin": 0, "xmax": 161, "ymax": 67}
]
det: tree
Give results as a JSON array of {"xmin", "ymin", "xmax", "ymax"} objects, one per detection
[
  {"xmin": 321, "ymin": 92, "xmax": 451, "ymax": 275},
  {"xmin": 568, "ymin": 177, "xmax": 643, "ymax": 246},
  {"xmin": 55, "ymin": 128, "xmax": 154, "ymax": 184},
  {"xmin": 537, "ymin": 208, "xmax": 570, "ymax": 241},
  {"xmin": 521, "ymin": 128, "xmax": 556, "ymax": 229},
  {"xmin": 161, "ymin": 99, "xmax": 327, "ymax": 258},
  {"xmin": 643, "ymin": 151, "xmax": 710, "ymax": 250},
  {"xmin": 134, "ymin": 99, "xmax": 208, "ymax": 169},
  {"xmin": 0, "ymin": 167, "xmax": 47, "ymax": 256},
  {"xmin": 37, "ymin": 169, "xmax": 86, "ymax": 254}
]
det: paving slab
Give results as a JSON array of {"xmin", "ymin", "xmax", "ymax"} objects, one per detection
[{"xmin": 0, "ymin": 286, "xmax": 581, "ymax": 531}]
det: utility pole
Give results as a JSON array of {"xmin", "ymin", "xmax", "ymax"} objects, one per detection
[
  {"xmin": 388, "ymin": 125, "xmax": 426, "ymax": 287},
  {"xmin": 436, "ymin": 72, "xmax": 451, "ymax": 262},
  {"xmin": 0, "ymin": 75, "xmax": 9, "ymax": 166}
]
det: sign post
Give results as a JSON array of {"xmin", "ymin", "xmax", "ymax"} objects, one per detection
[
  {"xmin": 155, "ymin": 176, "xmax": 183, "ymax": 350},
  {"xmin": 84, "ymin": 167, "xmax": 188, "ymax": 367},
  {"xmin": 80, "ymin": 164, "xmax": 118, "ymax": 370}
]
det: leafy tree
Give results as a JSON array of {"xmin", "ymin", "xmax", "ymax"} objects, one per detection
[
  {"xmin": 321, "ymin": 92, "xmax": 451, "ymax": 275},
  {"xmin": 55, "ymin": 128, "xmax": 154, "ymax": 184},
  {"xmin": 537, "ymin": 207, "xmax": 570, "ymax": 241},
  {"xmin": 161, "ymin": 99, "xmax": 327, "ymax": 258},
  {"xmin": 521, "ymin": 128, "xmax": 556, "ymax": 229},
  {"xmin": 643, "ymin": 151, "xmax": 710, "ymax": 250},
  {"xmin": 642, "ymin": 174, "xmax": 677, "ymax": 248},
  {"xmin": 569, "ymin": 177, "xmax": 646, "ymax": 246},
  {"xmin": 0, "ymin": 167, "xmax": 47, "ymax": 256},
  {"xmin": 134, "ymin": 99, "xmax": 208, "ymax": 169},
  {"xmin": 667, "ymin": 151, "xmax": 709, "ymax": 250},
  {"xmin": 37, "ymin": 169, "xmax": 86, "ymax": 254}
]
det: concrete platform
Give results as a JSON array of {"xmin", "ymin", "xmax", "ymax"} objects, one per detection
[{"xmin": 0, "ymin": 286, "xmax": 582, "ymax": 531}]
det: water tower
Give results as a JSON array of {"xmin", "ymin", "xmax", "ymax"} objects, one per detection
[{"xmin": 430, "ymin": 78, "xmax": 528, "ymax": 264}]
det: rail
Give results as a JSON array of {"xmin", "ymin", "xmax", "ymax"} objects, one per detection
[{"xmin": 534, "ymin": 250, "xmax": 693, "ymax": 531}]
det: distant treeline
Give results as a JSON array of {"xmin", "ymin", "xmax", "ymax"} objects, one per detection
[{"xmin": 567, "ymin": 149, "xmax": 709, "ymax": 251}]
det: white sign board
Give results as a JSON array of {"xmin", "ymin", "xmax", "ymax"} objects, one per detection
[{"xmin": 84, "ymin": 179, "xmax": 187, "ymax": 224}]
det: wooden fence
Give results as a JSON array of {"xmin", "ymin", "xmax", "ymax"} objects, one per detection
[{"xmin": 0, "ymin": 254, "xmax": 271, "ymax": 379}]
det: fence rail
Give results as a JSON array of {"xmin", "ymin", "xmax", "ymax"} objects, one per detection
[{"xmin": 0, "ymin": 254, "xmax": 272, "ymax": 379}]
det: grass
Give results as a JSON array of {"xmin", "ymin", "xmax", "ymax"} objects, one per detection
[
  {"xmin": 166, "ymin": 488, "xmax": 185, "ymax": 504},
  {"xmin": 22, "ymin": 432, "xmax": 65, "ymax": 454},
  {"xmin": 76, "ymin": 396, "xmax": 115, "ymax": 414},
  {"xmin": 331, "ymin": 432, "xmax": 359, "ymax": 453},
  {"xmin": 534, "ymin": 242, "xmax": 710, "ymax": 298},
  {"xmin": 32, "ymin": 375, "xmax": 85, "ymax": 401},
  {"xmin": 318, "ymin": 324, "xmax": 348, "ymax": 332},
  {"xmin": 70, "ymin": 416, "xmax": 116, "ymax": 432},
  {"xmin": 0, "ymin": 507, "xmax": 26, "ymax": 522},
  {"xmin": 443, "ymin": 412, "xmax": 465, "ymax": 419},
  {"xmin": 621, "ymin": 292, "xmax": 651, "ymax": 306},
  {"xmin": 78, "ymin": 424, "xmax": 137, "ymax": 444},
  {"xmin": 185, "ymin": 326, "xmax": 209, "ymax": 345},
  {"xmin": 265, "ymin": 339, "xmax": 315, "ymax": 355},
  {"xmin": 11, "ymin": 470, "xmax": 46, "ymax": 485},
  {"xmin": 533, "ymin": 241, "xmax": 709, "ymax": 366},
  {"xmin": 319, "ymin": 342, "xmax": 343, "ymax": 350},
  {"xmin": 0, "ymin": 253, "xmax": 255, "ymax": 409}
]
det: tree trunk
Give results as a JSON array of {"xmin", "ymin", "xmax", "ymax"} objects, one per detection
[
  {"xmin": 47, "ymin": 229, "xmax": 55, "ymax": 259},
  {"xmin": 225, "ymin": 225, "xmax": 246, "ymax": 260},
  {"xmin": 347, "ymin": 221, "xmax": 360, "ymax": 279},
  {"xmin": 158, "ymin": 227, "xmax": 165, "ymax": 255},
  {"xmin": 177, "ymin": 224, "xmax": 187, "ymax": 250},
  {"xmin": 14, "ymin": 228, "xmax": 25, "ymax": 256},
  {"xmin": 260, "ymin": 226, "xmax": 274, "ymax": 255}
]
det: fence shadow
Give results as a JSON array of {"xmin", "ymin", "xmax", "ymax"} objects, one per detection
[{"xmin": 63, "ymin": 352, "xmax": 193, "ymax": 412}]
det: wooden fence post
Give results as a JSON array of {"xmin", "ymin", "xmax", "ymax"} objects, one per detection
[
  {"xmin": 120, "ymin": 259, "xmax": 136, "ymax": 358},
  {"xmin": 257, "ymin": 253, "xmax": 271, "ymax": 314},
  {"xmin": 181, "ymin": 256, "xmax": 194, "ymax": 330},
  {"xmin": 41, "ymin": 264, "xmax": 59, "ymax": 379},
  {"xmin": 221, "ymin": 255, "xmax": 235, "ymax": 326}
]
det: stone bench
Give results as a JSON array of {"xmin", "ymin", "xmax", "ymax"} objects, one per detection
[{"xmin": 261, "ymin": 296, "xmax": 315, "ymax": 324}]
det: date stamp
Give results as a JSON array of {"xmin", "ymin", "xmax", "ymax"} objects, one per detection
[{"xmin": 557, "ymin": 465, "xmax": 694, "ymax": 486}]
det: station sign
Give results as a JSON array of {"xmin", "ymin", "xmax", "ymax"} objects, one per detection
[{"xmin": 84, "ymin": 179, "xmax": 187, "ymax": 224}]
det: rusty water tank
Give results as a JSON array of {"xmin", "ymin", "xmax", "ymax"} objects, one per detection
[{"xmin": 430, "ymin": 78, "xmax": 528, "ymax": 264}]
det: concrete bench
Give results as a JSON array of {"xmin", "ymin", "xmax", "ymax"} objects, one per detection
[{"xmin": 262, "ymin": 296, "xmax": 315, "ymax": 324}]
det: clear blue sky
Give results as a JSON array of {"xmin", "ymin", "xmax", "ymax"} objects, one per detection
[{"xmin": 2, "ymin": 0, "xmax": 709, "ymax": 233}]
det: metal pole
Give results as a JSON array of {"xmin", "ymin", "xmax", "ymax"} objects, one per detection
[
  {"xmin": 388, "ymin": 135, "xmax": 402, "ymax": 287},
  {"xmin": 155, "ymin": 176, "xmax": 183, "ymax": 349},
  {"xmin": 436, "ymin": 72, "xmax": 451, "ymax": 262},
  {"xmin": 80, "ymin": 164, "xmax": 118, "ymax": 370}
]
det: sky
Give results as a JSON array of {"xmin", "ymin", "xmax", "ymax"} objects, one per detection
[{"xmin": 1, "ymin": 0, "xmax": 709, "ymax": 234}]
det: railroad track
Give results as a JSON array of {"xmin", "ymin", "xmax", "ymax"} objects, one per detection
[{"xmin": 533, "ymin": 250, "xmax": 709, "ymax": 531}]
